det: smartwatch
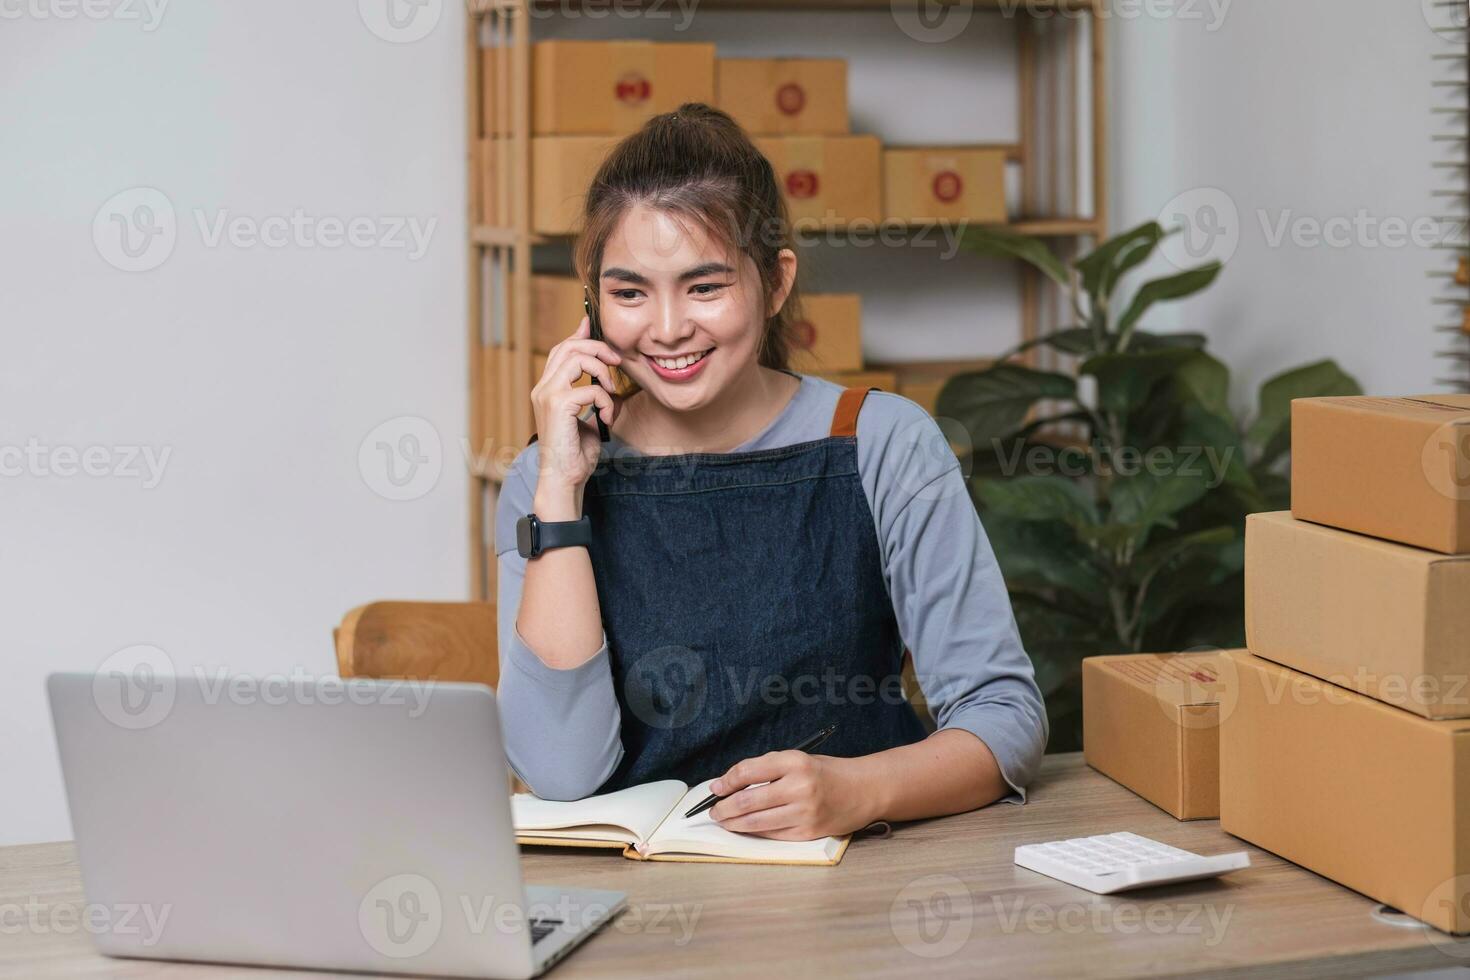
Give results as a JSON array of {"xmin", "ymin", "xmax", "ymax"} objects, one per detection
[{"xmin": 516, "ymin": 514, "xmax": 592, "ymax": 559}]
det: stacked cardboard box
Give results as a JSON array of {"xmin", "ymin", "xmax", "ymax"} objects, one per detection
[
  {"xmin": 1082, "ymin": 651, "xmax": 1232, "ymax": 820},
  {"xmin": 480, "ymin": 40, "xmax": 717, "ymax": 234},
  {"xmin": 1220, "ymin": 394, "xmax": 1470, "ymax": 934},
  {"xmin": 882, "ymin": 146, "xmax": 1007, "ymax": 225}
]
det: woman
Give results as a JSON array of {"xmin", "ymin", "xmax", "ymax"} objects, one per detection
[{"xmin": 496, "ymin": 103, "xmax": 1046, "ymax": 841}]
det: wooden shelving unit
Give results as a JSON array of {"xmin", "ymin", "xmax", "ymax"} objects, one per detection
[{"xmin": 466, "ymin": 0, "xmax": 1109, "ymax": 600}]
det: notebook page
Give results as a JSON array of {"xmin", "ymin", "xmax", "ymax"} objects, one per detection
[
  {"xmin": 512, "ymin": 779, "xmax": 688, "ymax": 845},
  {"xmin": 642, "ymin": 780, "xmax": 843, "ymax": 863}
]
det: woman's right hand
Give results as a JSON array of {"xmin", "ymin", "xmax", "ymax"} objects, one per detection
[{"xmin": 530, "ymin": 315, "xmax": 622, "ymax": 503}]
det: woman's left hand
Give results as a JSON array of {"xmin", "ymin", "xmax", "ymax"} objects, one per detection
[{"xmin": 707, "ymin": 751, "xmax": 876, "ymax": 840}]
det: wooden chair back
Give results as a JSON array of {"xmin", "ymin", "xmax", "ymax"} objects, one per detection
[{"xmin": 334, "ymin": 601, "xmax": 498, "ymax": 688}]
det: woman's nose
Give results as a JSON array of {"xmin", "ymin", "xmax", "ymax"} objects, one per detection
[{"xmin": 651, "ymin": 300, "xmax": 696, "ymax": 345}]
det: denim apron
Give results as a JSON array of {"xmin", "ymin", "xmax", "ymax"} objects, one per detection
[{"xmin": 583, "ymin": 386, "xmax": 928, "ymax": 792}]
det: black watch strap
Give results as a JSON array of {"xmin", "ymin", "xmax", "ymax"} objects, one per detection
[{"xmin": 517, "ymin": 514, "xmax": 592, "ymax": 559}]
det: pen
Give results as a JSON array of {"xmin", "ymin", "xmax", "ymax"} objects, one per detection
[{"xmin": 683, "ymin": 724, "xmax": 838, "ymax": 819}]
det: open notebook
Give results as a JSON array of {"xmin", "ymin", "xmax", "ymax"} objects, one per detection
[{"xmin": 512, "ymin": 778, "xmax": 849, "ymax": 866}]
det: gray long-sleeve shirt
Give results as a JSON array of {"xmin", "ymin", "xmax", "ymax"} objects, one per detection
[{"xmin": 494, "ymin": 372, "xmax": 1048, "ymax": 802}]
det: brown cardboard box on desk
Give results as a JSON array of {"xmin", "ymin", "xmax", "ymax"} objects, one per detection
[
  {"xmin": 488, "ymin": 41, "xmax": 715, "ymax": 136},
  {"xmin": 716, "ymin": 58, "xmax": 848, "ymax": 135},
  {"xmin": 882, "ymin": 146, "xmax": 1007, "ymax": 224},
  {"xmin": 1219, "ymin": 649, "xmax": 1470, "ymax": 934},
  {"xmin": 1246, "ymin": 511, "xmax": 1470, "ymax": 719},
  {"xmin": 1292, "ymin": 395, "xmax": 1470, "ymax": 554},
  {"xmin": 1082, "ymin": 652, "xmax": 1231, "ymax": 820},
  {"xmin": 753, "ymin": 136, "xmax": 882, "ymax": 225}
]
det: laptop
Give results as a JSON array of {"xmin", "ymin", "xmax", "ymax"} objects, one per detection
[{"xmin": 46, "ymin": 671, "xmax": 625, "ymax": 979}]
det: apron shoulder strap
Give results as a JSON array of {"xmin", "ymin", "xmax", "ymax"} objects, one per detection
[{"xmin": 830, "ymin": 385, "xmax": 879, "ymax": 438}]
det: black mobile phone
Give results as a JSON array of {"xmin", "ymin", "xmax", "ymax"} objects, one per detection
[{"xmin": 582, "ymin": 286, "xmax": 611, "ymax": 442}]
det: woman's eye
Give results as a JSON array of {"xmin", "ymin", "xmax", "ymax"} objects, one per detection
[
  {"xmin": 691, "ymin": 283, "xmax": 728, "ymax": 296},
  {"xmin": 610, "ymin": 289, "xmax": 641, "ymax": 301}
]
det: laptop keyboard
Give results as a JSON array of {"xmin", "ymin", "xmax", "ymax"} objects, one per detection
[{"xmin": 529, "ymin": 917, "xmax": 562, "ymax": 944}]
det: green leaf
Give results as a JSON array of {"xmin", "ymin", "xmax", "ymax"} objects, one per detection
[
  {"xmin": 1075, "ymin": 221, "xmax": 1167, "ymax": 302},
  {"xmin": 1131, "ymin": 526, "xmax": 1237, "ymax": 586},
  {"xmin": 1104, "ymin": 467, "xmax": 1212, "ymax": 549},
  {"xmin": 1174, "ymin": 401, "xmax": 1259, "ymax": 507},
  {"xmin": 960, "ymin": 226, "xmax": 1070, "ymax": 287},
  {"xmin": 936, "ymin": 364, "xmax": 1077, "ymax": 451},
  {"xmin": 1109, "ymin": 468, "xmax": 1211, "ymax": 526},
  {"xmin": 1131, "ymin": 331, "xmax": 1208, "ymax": 352},
  {"xmin": 997, "ymin": 327, "xmax": 1101, "ymax": 362},
  {"xmin": 975, "ymin": 475, "xmax": 1099, "ymax": 529},
  {"xmin": 1115, "ymin": 262, "xmax": 1223, "ymax": 346},
  {"xmin": 982, "ymin": 512, "xmax": 1110, "ymax": 602},
  {"xmin": 1139, "ymin": 540, "xmax": 1244, "ymax": 626},
  {"xmin": 1172, "ymin": 350, "xmax": 1231, "ymax": 421},
  {"xmin": 1246, "ymin": 360, "xmax": 1363, "ymax": 470},
  {"xmin": 1081, "ymin": 348, "xmax": 1198, "ymax": 417}
]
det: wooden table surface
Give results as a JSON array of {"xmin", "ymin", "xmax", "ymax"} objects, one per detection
[{"xmin": 4, "ymin": 753, "xmax": 1468, "ymax": 979}]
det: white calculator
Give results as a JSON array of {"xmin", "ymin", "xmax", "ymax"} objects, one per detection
[{"xmin": 1014, "ymin": 831, "xmax": 1250, "ymax": 895}]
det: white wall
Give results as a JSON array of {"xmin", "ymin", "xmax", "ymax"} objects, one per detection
[
  {"xmin": 1, "ymin": 1, "xmax": 468, "ymax": 845},
  {"xmin": 1110, "ymin": 0, "xmax": 1455, "ymax": 406},
  {"xmin": 1, "ymin": 0, "xmax": 1452, "ymax": 847}
]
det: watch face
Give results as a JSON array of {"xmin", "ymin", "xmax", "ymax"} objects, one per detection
[{"xmin": 517, "ymin": 515, "xmax": 537, "ymax": 557}]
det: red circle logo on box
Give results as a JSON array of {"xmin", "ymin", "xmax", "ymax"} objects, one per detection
[
  {"xmin": 615, "ymin": 72, "xmax": 651, "ymax": 105},
  {"xmin": 786, "ymin": 170, "xmax": 819, "ymax": 199},
  {"xmin": 775, "ymin": 83, "xmax": 806, "ymax": 116},
  {"xmin": 933, "ymin": 170, "xmax": 963, "ymax": 203},
  {"xmin": 793, "ymin": 319, "xmax": 816, "ymax": 349}
]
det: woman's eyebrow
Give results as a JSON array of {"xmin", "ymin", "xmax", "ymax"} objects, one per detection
[{"xmin": 601, "ymin": 262, "xmax": 735, "ymax": 285}]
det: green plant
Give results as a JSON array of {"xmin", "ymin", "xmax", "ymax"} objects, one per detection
[{"xmin": 939, "ymin": 221, "xmax": 1361, "ymax": 752}]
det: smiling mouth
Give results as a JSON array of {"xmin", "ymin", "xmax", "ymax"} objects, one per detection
[{"xmin": 648, "ymin": 349, "xmax": 712, "ymax": 371}]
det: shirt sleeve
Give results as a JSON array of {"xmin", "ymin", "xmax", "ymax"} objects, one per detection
[
  {"xmin": 856, "ymin": 393, "xmax": 1049, "ymax": 802},
  {"xmin": 493, "ymin": 448, "xmax": 625, "ymax": 801}
]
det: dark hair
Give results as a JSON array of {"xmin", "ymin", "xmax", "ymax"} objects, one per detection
[{"xmin": 573, "ymin": 102, "xmax": 800, "ymax": 386}]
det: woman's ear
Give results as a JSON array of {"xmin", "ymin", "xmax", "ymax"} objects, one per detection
[{"xmin": 766, "ymin": 248, "xmax": 798, "ymax": 318}]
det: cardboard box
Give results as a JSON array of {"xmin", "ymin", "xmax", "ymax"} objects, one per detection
[
  {"xmin": 882, "ymin": 146, "xmax": 1007, "ymax": 224},
  {"xmin": 1246, "ymin": 511, "xmax": 1470, "ymax": 719},
  {"xmin": 532, "ymin": 40, "xmax": 715, "ymax": 135},
  {"xmin": 788, "ymin": 294, "xmax": 862, "ymax": 374},
  {"xmin": 1292, "ymin": 395, "xmax": 1470, "ymax": 554},
  {"xmin": 816, "ymin": 370, "xmax": 897, "ymax": 391},
  {"xmin": 716, "ymin": 58, "xmax": 848, "ymax": 135},
  {"xmin": 753, "ymin": 136, "xmax": 882, "ymax": 225},
  {"xmin": 1220, "ymin": 650, "xmax": 1470, "ymax": 933},
  {"xmin": 1082, "ymin": 653, "xmax": 1229, "ymax": 820},
  {"xmin": 532, "ymin": 275, "xmax": 585, "ymax": 353},
  {"xmin": 527, "ymin": 136, "xmax": 620, "ymax": 235}
]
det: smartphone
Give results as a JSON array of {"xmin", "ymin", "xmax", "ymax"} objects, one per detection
[{"xmin": 582, "ymin": 286, "xmax": 611, "ymax": 442}]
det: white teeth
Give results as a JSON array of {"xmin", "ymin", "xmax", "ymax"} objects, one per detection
[{"xmin": 653, "ymin": 349, "xmax": 709, "ymax": 371}]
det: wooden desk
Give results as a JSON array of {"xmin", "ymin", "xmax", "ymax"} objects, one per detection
[{"xmin": 5, "ymin": 754, "xmax": 1468, "ymax": 979}]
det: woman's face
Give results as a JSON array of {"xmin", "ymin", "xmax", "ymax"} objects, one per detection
[{"xmin": 597, "ymin": 204, "xmax": 792, "ymax": 413}]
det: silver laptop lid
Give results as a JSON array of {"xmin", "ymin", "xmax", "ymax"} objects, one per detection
[{"xmin": 47, "ymin": 671, "xmax": 539, "ymax": 979}]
